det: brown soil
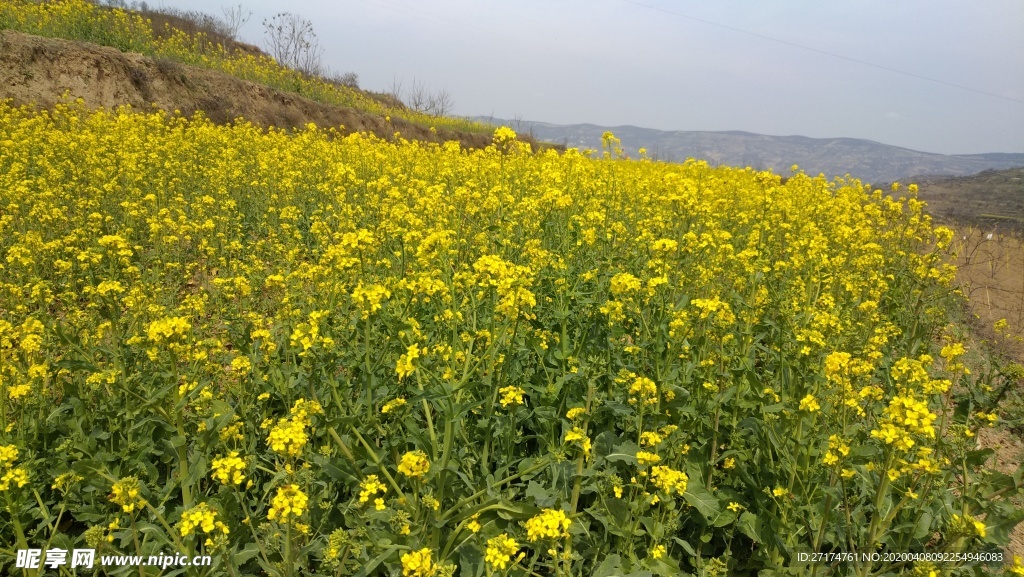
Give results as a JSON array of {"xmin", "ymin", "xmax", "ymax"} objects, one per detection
[
  {"xmin": 0, "ymin": 29, "xmax": 492, "ymax": 149},
  {"xmin": 949, "ymin": 227, "xmax": 1024, "ymax": 557},
  {"xmin": 952, "ymin": 228, "xmax": 1024, "ymax": 364}
]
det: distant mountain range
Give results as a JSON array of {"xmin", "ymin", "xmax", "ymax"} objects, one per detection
[{"xmin": 474, "ymin": 117, "xmax": 1024, "ymax": 184}]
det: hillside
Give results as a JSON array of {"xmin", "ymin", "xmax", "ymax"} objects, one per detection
[
  {"xmin": 486, "ymin": 117, "xmax": 1024, "ymax": 184},
  {"xmin": 917, "ymin": 167, "xmax": 1024, "ymax": 232},
  {"xmin": 0, "ymin": 29, "xmax": 494, "ymax": 148}
]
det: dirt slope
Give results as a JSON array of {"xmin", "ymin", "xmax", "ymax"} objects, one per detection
[{"xmin": 0, "ymin": 29, "xmax": 491, "ymax": 148}]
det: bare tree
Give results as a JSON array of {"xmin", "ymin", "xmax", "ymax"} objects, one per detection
[
  {"xmin": 389, "ymin": 77, "xmax": 454, "ymax": 116},
  {"xmin": 388, "ymin": 76, "xmax": 404, "ymax": 102},
  {"xmin": 406, "ymin": 78, "xmax": 430, "ymax": 112},
  {"xmin": 426, "ymin": 88, "xmax": 454, "ymax": 116},
  {"xmin": 262, "ymin": 12, "xmax": 324, "ymax": 76},
  {"xmin": 221, "ymin": 4, "xmax": 252, "ymax": 40}
]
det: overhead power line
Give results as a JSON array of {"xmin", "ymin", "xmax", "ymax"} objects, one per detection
[{"xmin": 620, "ymin": 0, "xmax": 1024, "ymax": 106}]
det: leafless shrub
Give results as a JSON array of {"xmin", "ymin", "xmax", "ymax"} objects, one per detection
[
  {"xmin": 326, "ymin": 70, "xmax": 359, "ymax": 89},
  {"xmin": 262, "ymin": 12, "xmax": 324, "ymax": 76},
  {"xmin": 388, "ymin": 77, "xmax": 454, "ymax": 117}
]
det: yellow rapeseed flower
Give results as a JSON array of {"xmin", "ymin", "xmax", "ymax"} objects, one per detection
[
  {"xmin": 524, "ymin": 509, "xmax": 572, "ymax": 541},
  {"xmin": 398, "ymin": 450, "xmax": 430, "ymax": 478},
  {"xmin": 401, "ymin": 547, "xmax": 435, "ymax": 577},
  {"xmin": 485, "ymin": 533, "xmax": 520, "ymax": 570},
  {"xmin": 211, "ymin": 452, "xmax": 247, "ymax": 486},
  {"xmin": 268, "ymin": 484, "xmax": 308, "ymax": 523}
]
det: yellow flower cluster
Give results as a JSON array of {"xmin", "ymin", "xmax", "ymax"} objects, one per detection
[
  {"xmin": 565, "ymin": 407, "xmax": 586, "ymax": 420},
  {"xmin": 266, "ymin": 398, "xmax": 322, "ymax": 457},
  {"xmin": 0, "ymin": 445, "xmax": 29, "ymax": 492},
  {"xmin": 636, "ymin": 451, "xmax": 661, "ymax": 466},
  {"xmin": 351, "ymin": 283, "xmax": 392, "ymax": 319},
  {"xmin": 822, "ymin": 435, "xmax": 851, "ymax": 466},
  {"xmin": 398, "ymin": 450, "xmax": 431, "ymax": 478},
  {"xmin": 396, "ymin": 344, "xmax": 420, "ymax": 380},
  {"xmin": 939, "ymin": 342, "xmax": 968, "ymax": 374},
  {"xmin": 524, "ymin": 509, "xmax": 572, "ymax": 541},
  {"xmin": 401, "ymin": 547, "xmax": 436, "ymax": 577},
  {"xmin": 179, "ymin": 502, "xmax": 229, "ymax": 538},
  {"xmin": 498, "ymin": 385, "xmax": 526, "ymax": 408},
  {"xmin": 52, "ymin": 472, "xmax": 82, "ymax": 492},
  {"xmin": 211, "ymin": 452, "xmax": 247, "ymax": 486},
  {"xmin": 799, "ymin": 394, "xmax": 820, "ymax": 412},
  {"xmin": 564, "ymin": 427, "xmax": 592, "ymax": 457},
  {"xmin": 382, "ymin": 397, "xmax": 407, "ymax": 414},
  {"xmin": 628, "ymin": 376, "xmax": 658, "ymax": 406},
  {"xmin": 146, "ymin": 316, "xmax": 191, "ymax": 342},
  {"xmin": 267, "ymin": 417, "xmax": 309, "ymax": 457},
  {"xmin": 359, "ymin": 474, "xmax": 387, "ymax": 503},
  {"xmin": 485, "ymin": 534, "xmax": 521, "ymax": 571},
  {"xmin": 649, "ymin": 466, "xmax": 689, "ymax": 495},
  {"xmin": 268, "ymin": 484, "xmax": 308, "ymax": 523},
  {"xmin": 110, "ymin": 477, "xmax": 145, "ymax": 513},
  {"xmin": 950, "ymin": 514, "xmax": 986, "ymax": 539},
  {"xmin": 492, "ymin": 126, "xmax": 517, "ymax": 146},
  {"xmin": 870, "ymin": 392, "xmax": 937, "ymax": 451}
]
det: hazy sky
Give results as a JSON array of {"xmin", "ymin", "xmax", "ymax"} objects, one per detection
[{"xmin": 157, "ymin": 0, "xmax": 1024, "ymax": 154}]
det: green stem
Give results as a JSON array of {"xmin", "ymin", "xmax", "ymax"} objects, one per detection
[
  {"xmin": 859, "ymin": 451, "xmax": 895, "ymax": 577},
  {"xmin": 171, "ymin": 358, "xmax": 193, "ymax": 509},
  {"xmin": 414, "ymin": 370, "xmax": 439, "ymax": 460},
  {"xmin": 284, "ymin": 522, "xmax": 293, "ymax": 577},
  {"xmin": 343, "ymin": 425, "xmax": 406, "ymax": 500},
  {"xmin": 4, "ymin": 493, "xmax": 28, "ymax": 552},
  {"xmin": 438, "ymin": 458, "xmax": 550, "ymax": 524},
  {"xmin": 233, "ymin": 492, "xmax": 277, "ymax": 575}
]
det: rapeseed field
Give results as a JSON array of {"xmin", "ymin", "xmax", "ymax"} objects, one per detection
[{"xmin": 1, "ymin": 100, "xmax": 1020, "ymax": 575}]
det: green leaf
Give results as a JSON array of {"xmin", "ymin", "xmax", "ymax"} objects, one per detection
[
  {"xmin": 683, "ymin": 483, "xmax": 720, "ymax": 520},
  {"xmin": 983, "ymin": 504, "xmax": 1024, "ymax": 544},
  {"xmin": 710, "ymin": 505, "xmax": 738, "ymax": 528},
  {"xmin": 594, "ymin": 554, "xmax": 623, "ymax": 577},
  {"xmin": 605, "ymin": 441, "xmax": 640, "ymax": 465},
  {"xmin": 351, "ymin": 545, "xmax": 400, "ymax": 577},
  {"xmin": 736, "ymin": 511, "xmax": 762, "ymax": 543},
  {"xmin": 986, "ymin": 471, "xmax": 1019, "ymax": 496},
  {"xmin": 232, "ymin": 543, "xmax": 261, "ymax": 567},
  {"xmin": 586, "ymin": 499, "xmax": 635, "ymax": 537},
  {"xmin": 526, "ymin": 480, "xmax": 556, "ymax": 507},
  {"xmin": 459, "ymin": 544, "xmax": 485, "ymax": 577},
  {"xmin": 594, "ymin": 431, "xmax": 621, "ymax": 460},
  {"xmin": 673, "ymin": 537, "xmax": 696, "ymax": 556},
  {"xmin": 912, "ymin": 511, "xmax": 933, "ymax": 540},
  {"xmin": 965, "ymin": 448, "xmax": 995, "ymax": 468}
]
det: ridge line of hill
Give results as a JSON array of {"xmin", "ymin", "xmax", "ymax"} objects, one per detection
[{"xmin": 479, "ymin": 116, "xmax": 1024, "ymax": 183}]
